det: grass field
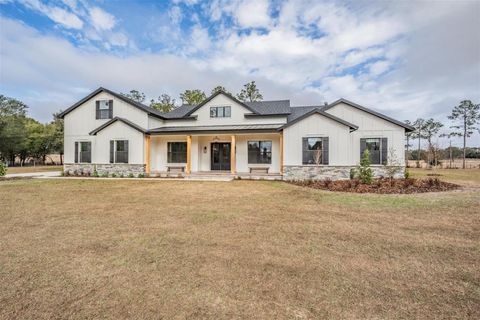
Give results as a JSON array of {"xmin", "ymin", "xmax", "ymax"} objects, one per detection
[
  {"xmin": 0, "ymin": 169, "xmax": 479, "ymax": 319},
  {"xmin": 409, "ymin": 168, "xmax": 480, "ymax": 186},
  {"xmin": 5, "ymin": 165, "xmax": 62, "ymax": 174}
]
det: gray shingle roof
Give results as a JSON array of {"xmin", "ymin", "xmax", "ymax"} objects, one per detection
[
  {"xmin": 159, "ymin": 104, "xmax": 197, "ymax": 119},
  {"xmin": 287, "ymin": 106, "xmax": 321, "ymax": 122},
  {"xmin": 244, "ymin": 100, "xmax": 291, "ymax": 115}
]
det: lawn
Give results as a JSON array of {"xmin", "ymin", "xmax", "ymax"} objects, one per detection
[
  {"xmin": 0, "ymin": 171, "xmax": 479, "ymax": 319},
  {"xmin": 409, "ymin": 167, "xmax": 480, "ymax": 186},
  {"xmin": 5, "ymin": 165, "xmax": 62, "ymax": 174}
]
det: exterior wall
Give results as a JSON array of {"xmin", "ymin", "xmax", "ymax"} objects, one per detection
[
  {"xmin": 283, "ymin": 165, "xmax": 405, "ymax": 181},
  {"xmin": 64, "ymin": 91, "xmax": 149, "ymax": 163},
  {"xmin": 324, "ymin": 102, "xmax": 406, "ymax": 165},
  {"xmin": 283, "ymin": 113, "xmax": 352, "ymax": 166},
  {"xmin": 150, "ymin": 133, "xmax": 281, "ymax": 173}
]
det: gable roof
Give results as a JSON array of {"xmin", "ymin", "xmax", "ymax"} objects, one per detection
[
  {"xmin": 281, "ymin": 108, "xmax": 358, "ymax": 131},
  {"xmin": 183, "ymin": 90, "xmax": 259, "ymax": 116},
  {"xmin": 244, "ymin": 100, "xmax": 291, "ymax": 115},
  {"xmin": 89, "ymin": 117, "xmax": 147, "ymax": 135},
  {"xmin": 58, "ymin": 87, "xmax": 166, "ymax": 119},
  {"xmin": 323, "ymin": 98, "xmax": 415, "ymax": 131}
]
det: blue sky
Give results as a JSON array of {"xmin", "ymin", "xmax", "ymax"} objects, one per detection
[{"xmin": 0, "ymin": 0, "xmax": 479, "ymax": 145}]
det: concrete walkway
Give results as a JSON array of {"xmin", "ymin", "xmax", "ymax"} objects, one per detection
[{"xmin": 5, "ymin": 171, "xmax": 61, "ymax": 178}]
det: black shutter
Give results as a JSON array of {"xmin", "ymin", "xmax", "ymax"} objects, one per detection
[
  {"xmin": 74, "ymin": 142, "xmax": 78, "ymax": 163},
  {"xmin": 108, "ymin": 100, "xmax": 113, "ymax": 119},
  {"xmin": 360, "ymin": 138, "xmax": 367, "ymax": 160},
  {"xmin": 86, "ymin": 142, "xmax": 91, "ymax": 163},
  {"xmin": 381, "ymin": 138, "xmax": 388, "ymax": 165},
  {"xmin": 302, "ymin": 138, "xmax": 308, "ymax": 165},
  {"xmin": 322, "ymin": 137, "xmax": 329, "ymax": 165},
  {"xmin": 125, "ymin": 140, "xmax": 129, "ymax": 163},
  {"xmin": 95, "ymin": 101, "xmax": 100, "ymax": 119},
  {"xmin": 110, "ymin": 141, "xmax": 114, "ymax": 163}
]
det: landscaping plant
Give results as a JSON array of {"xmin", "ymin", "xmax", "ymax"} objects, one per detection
[
  {"xmin": 357, "ymin": 149, "xmax": 373, "ymax": 184},
  {"xmin": 0, "ymin": 162, "xmax": 6, "ymax": 177}
]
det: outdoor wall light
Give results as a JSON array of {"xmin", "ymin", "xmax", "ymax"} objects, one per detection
[{"xmin": 203, "ymin": 146, "xmax": 207, "ymax": 153}]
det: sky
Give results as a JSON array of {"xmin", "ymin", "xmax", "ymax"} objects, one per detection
[{"xmin": 0, "ymin": 0, "xmax": 479, "ymax": 146}]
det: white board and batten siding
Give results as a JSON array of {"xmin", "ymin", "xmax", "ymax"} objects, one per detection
[
  {"xmin": 64, "ymin": 91, "xmax": 148, "ymax": 164},
  {"xmin": 283, "ymin": 113, "xmax": 352, "ymax": 166},
  {"xmin": 325, "ymin": 102, "xmax": 406, "ymax": 165}
]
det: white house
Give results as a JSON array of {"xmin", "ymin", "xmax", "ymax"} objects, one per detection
[{"xmin": 59, "ymin": 87, "xmax": 413, "ymax": 180}]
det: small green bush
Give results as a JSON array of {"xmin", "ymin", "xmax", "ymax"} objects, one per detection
[
  {"xmin": 404, "ymin": 169, "xmax": 410, "ymax": 179},
  {"xmin": 92, "ymin": 170, "xmax": 99, "ymax": 177},
  {"xmin": 119, "ymin": 173, "xmax": 124, "ymax": 178},
  {"xmin": 357, "ymin": 149, "xmax": 373, "ymax": 184},
  {"xmin": 128, "ymin": 173, "xmax": 134, "ymax": 178},
  {"xmin": 137, "ymin": 173, "xmax": 144, "ymax": 178},
  {"xmin": 111, "ymin": 173, "xmax": 117, "ymax": 178},
  {"xmin": 101, "ymin": 172, "xmax": 109, "ymax": 178},
  {"xmin": 349, "ymin": 168, "xmax": 356, "ymax": 179}
]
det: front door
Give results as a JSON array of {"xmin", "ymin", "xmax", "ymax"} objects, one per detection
[{"xmin": 211, "ymin": 143, "xmax": 231, "ymax": 171}]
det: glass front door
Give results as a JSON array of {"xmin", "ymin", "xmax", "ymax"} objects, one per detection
[{"xmin": 211, "ymin": 143, "xmax": 231, "ymax": 171}]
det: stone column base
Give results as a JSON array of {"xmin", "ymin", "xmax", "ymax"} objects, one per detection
[
  {"xmin": 283, "ymin": 165, "xmax": 405, "ymax": 181},
  {"xmin": 64, "ymin": 163, "xmax": 146, "ymax": 176}
]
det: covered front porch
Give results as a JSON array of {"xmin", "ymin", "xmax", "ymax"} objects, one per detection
[{"xmin": 144, "ymin": 130, "xmax": 284, "ymax": 179}]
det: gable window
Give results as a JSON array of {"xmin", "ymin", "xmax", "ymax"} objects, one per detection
[
  {"xmin": 96, "ymin": 100, "xmax": 113, "ymax": 119},
  {"xmin": 210, "ymin": 106, "xmax": 231, "ymax": 118},
  {"xmin": 110, "ymin": 140, "xmax": 129, "ymax": 163},
  {"xmin": 302, "ymin": 137, "xmax": 329, "ymax": 165},
  {"xmin": 74, "ymin": 141, "xmax": 91, "ymax": 163},
  {"xmin": 360, "ymin": 138, "xmax": 387, "ymax": 165},
  {"xmin": 168, "ymin": 142, "xmax": 187, "ymax": 163},
  {"xmin": 248, "ymin": 141, "xmax": 272, "ymax": 164}
]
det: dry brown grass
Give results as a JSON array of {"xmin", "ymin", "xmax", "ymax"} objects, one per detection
[
  {"xmin": 0, "ymin": 178, "xmax": 479, "ymax": 319},
  {"xmin": 409, "ymin": 168, "xmax": 480, "ymax": 186},
  {"xmin": 5, "ymin": 165, "xmax": 62, "ymax": 174}
]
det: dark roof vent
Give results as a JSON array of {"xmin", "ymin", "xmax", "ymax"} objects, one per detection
[{"xmin": 324, "ymin": 101, "xmax": 328, "ymax": 107}]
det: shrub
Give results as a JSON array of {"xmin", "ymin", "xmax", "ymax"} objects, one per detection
[
  {"xmin": 137, "ymin": 173, "xmax": 145, "ymax": 178},
  {"xmin": 384, "ymin": 148, "xmax": 403, "ymax": 179},
  {"xmin": 119, "ymin": 173, "xmax": 124, "ymax": 178},
  {"xmin": 0, "ymin": 162, "xmax": 7, "ymax": 177},
  {"xmin": 111, "ymin": 173, "xmax": 117, "ymax": 178},
  {"xmin": 101, "ymin": 172, "xmax": 109, "ymax": 178},
  {"xmin": 64, "ymin": 170, "xmax": 70, "ymax": 177},
  {"xmin": 128, "ymin": 173, "xmax": 134, "ymax": 178},
  {"xmin": 349, "ymin": 168, "xmax": 356, "ymax": 180},
  {"xmin": 92, "ymin": 170, "xmax": 99, "ymax": 177},
  {"xmin": 404, "ymin": 169, "xmax": 410, "ymax": 179},
  {"xmin": 357, "ymin": 149, "xmax": 373, "ymax": 184},
  {"xmin": 60, "ymin": 170, "xmax": 64, "ymax": 177}
]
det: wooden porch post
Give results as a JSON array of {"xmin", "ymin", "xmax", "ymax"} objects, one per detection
[
  {"xmin": 280, "ymin": 132, "xmax": 283, "ymax": 175},
  {"xmin": 145, "ymin": 135, "xmax": 151, "ymax": 175},
  {"xmin": 231, "ymin": 135, "xmax": 236, "ymax": 175},
  {"xmin": 187, "ymin": 135, "xmax": 192, "ymax": 175}
]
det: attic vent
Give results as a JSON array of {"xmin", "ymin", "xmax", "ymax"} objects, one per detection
[{"xmin": 324, "ymin": 102, "xmax": 328, "ymax": 107}]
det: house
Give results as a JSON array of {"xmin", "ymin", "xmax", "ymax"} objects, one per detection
[{"xmin": 58, "ymin": 87, "xmax": 414, "ymax": 180}]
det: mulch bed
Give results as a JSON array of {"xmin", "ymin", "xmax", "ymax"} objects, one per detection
[{"xmin": 290, "ymin": 178, "xmax": 459, "ymax": 194}]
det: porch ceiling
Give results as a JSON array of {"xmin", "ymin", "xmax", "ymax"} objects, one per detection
[{"xmin": 148, "ymin": 124, "xmax": 282, "ymax": 135}]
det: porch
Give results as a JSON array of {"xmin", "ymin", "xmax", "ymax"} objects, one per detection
[{"xmin": 144, "ymin": 129, "xmax": 284, "ymax": 178}]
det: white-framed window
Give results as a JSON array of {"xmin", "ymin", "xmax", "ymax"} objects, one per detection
[
  {"xmin": 110, "ymin": 140, "xmax": 129, "ymax": 163},
  {"xmin": 74, "ymin": 141, "xmax": 91, "ymax": 163},
  {"xmin": 210, "ymin": 106, "xmax": 231, "ymax": 118}
]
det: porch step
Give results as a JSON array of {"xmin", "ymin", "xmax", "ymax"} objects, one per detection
[{"xmin": 185, "ymin": 175, "xmax": 234, "ymax": 181}]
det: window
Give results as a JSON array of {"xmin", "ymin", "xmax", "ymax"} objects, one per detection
[
  {"xmin": 210, "ymin": 106, "xmax": 231, "ymax": 118},
  {"xmin": 96, "ymin": 100, "xmax": 112, "ymax": 119},
  {"xmin": 74, "ymin": 141, "xmax": 91, "ymax": 163},
  {"xmin": 110, "ymin": 140, "xmax": 129, "ymax": 163},
  {"xmin": 302, "ymin": 137, "xmax": 329, "ymax": 165},
  {"xmin": 360, "ymin": 138, "xmax": 387, "ymax": 165},
  {"xmin": 168, "ymin": 142, "xmax": 187, "ymax": 163},
  {"xmin": 248, "ymin": 141, "xmax": 272, "ymax": 164}
]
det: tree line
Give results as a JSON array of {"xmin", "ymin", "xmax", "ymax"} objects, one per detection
[
  {"xmin": 0, "ymin": 95, "xmax": 63, "ymax": 166},
  {"xmin": 121, "ymin": 81, "xmax": 263, "ymax": 113},
  {"xmin": 405, "ymin": 100, "xmax": 480, "ymax": 169}
]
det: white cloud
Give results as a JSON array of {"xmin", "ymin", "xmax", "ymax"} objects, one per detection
[
  {"xmin": 235, "ymin": 0, "xmax": 271, "ymax": 28},
  {"xmin": 23, "ymin": 0, "xmax": 84, "ymax": 29},
  {"xmin": 368, "ymin": 60, "xmax": 390, "ymax": 76},
  {"xmin": 89, "ymin": 6, "xmax": 115, "ymax": 31}
]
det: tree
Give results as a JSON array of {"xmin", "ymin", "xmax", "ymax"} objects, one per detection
[
  {"xmin": 0, "ymin": 95, "xmax": 28, "ymax": 165},
  {"xmin": 412, "ymin": 118, "xmax": 426, "ymax": 168},
  {"xmin": 404, "ymin": 120, "xmax": 414, "ymax": 165},
  {"xmin": 150, "ymin": 94, "xmax": 176, "ymax": 113},
  {"xmin": 180, "ymin": 89, "xmax": 206, "ymax": 105},
  {"xmin": 384, "ymin": 148, "xmax": 403, "ymax": 180},
  {"xmin": 422, "ymin": 118, "xmax": 443, "ymax": 167},
  {"xmin": 49, "ymin": 111, "xmax": 64, "ymax": 164},
  {"xmin": 357, "ymin": 149, "xmax": 373, "ymax": 184},
  {"xmin": 447, "ymin": 100, "xmax": 480, "ymax": 169},
  {"xmin": 237, "ymin": 81, "xmax": 263, "ymax": 102},
  {"xmin": 121, "ymin": 90, "xmax": 146, "ymax": 103},
  {"xmin": 211, "ymin": 85, "xmax": 230, "ymax": 96}
]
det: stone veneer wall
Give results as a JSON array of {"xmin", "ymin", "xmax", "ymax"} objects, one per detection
[
  {"xmin": 283, "ymin": 165, "xmax": 405, "ymax": 181},
  {"xmin": 64, "ymin": 163, "xmax": 146, "ymax": 176}
]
